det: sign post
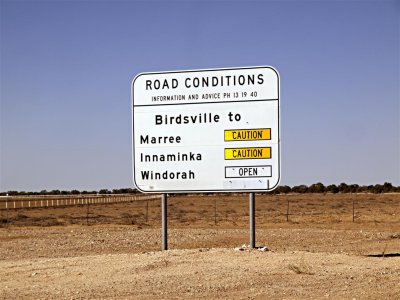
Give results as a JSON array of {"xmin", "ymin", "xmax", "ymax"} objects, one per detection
[
  {"xmin": 132, "ymin": 66, "xmax": 280, "ymax": 250},
  {"xmin": 162, "ymin": 193, "xmax": 168, "ymax": 250},
  {"xmin": 249, "ymin": 192, "xmax": 256, "ymax": 249}
]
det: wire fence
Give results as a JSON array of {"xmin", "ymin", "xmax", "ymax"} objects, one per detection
[
  {"xmin": 0, "ymin": 193, "xmax": 399, "ymax": 227},
  {"xmin": 0, "ymin": 194, "xmax": 158, "ymax": 210}
]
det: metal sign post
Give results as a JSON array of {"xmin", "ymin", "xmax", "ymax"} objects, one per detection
[
  {"xmin": 162, "ymin": 193, "xmax": 168, "ymax": 250},
  {"xmin": 249, "ymin": 192, "xmax": 255, "ymax": 249}
]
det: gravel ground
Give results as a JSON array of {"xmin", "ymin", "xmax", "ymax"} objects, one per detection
[
  {"xmin": 0, "ymin": 194, "xmax": 399, "ymax": 299},
  {"xmin": 1, "ymin": 226, "xmax": 399, "ymax": 299}
]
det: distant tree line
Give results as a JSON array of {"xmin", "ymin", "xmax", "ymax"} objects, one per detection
[
  {"xmin": 1, "ymin": 183, "xmax": 399, "ymax": 196},
  {"xmin": 0, "ymin": 188, "xmax": 137, "ymax": 196},
  {"xmin": 270, "ymin": 182, "xmax": 399, "ymax": 194}
]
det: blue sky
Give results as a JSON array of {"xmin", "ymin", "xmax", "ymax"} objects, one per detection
[{"xmin": 1, "ymin": 0, "xmax": 399, "ymax": 191}]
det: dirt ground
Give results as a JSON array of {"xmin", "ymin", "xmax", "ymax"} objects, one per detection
[{"xmin": 0, "ymin": 193, "xmax": 399, "ymax": 299}]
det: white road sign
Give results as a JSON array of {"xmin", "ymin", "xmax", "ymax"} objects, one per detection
[{"xmin": 132, "ymin": 66, "xmax": 280, "ymax": 193}]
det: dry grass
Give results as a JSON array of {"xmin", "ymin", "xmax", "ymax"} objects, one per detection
[{"xmin": 288, "ymin": 263, "xmax": 315, "ymax": 275}]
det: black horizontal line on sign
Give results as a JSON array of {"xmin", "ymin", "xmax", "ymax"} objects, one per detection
[{"xmin": 133, "ymin": 98, "xmax": 279, "ymax": 108}]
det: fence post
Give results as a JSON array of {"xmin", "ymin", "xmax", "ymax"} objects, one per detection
[
  {"xmin": 6, "ymin": 196, "xmax": 9, "ymax": 223},
  {"xmin": 146, "ymin": 200, "xmax": 149, "ymax": 223},
  {"xmin": 214, "ymin": 198, "xmax": 217, "ymax": 225},
  {"xmin": 287, "ymin": 198, "xmax": 290, "ymax": 222},
  {"xmin": 352, "ymin": 199, "xmax": 355, "ymax": 222},
  {"xmin": 86, "ymin": 199, "xmax": 90, "ymax": 226}
]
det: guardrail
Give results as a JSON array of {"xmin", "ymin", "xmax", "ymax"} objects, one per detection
[{"xmin": 0, "ymin": 194, "xmax": 159, "ymax": 210}]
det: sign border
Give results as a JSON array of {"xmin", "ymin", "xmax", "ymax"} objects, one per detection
[{"xmin": 131, "ymin": 66, "xmax": 280, "ymax": 193}]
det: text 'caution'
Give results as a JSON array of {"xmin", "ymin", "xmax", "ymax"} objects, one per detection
[
  {"xmin": 224, "ymin": 147, "xmax": 271, "ymax": 160},
  {"xmin": 224, "ymin": 128, "xmax": 271, "ymax": 141}
]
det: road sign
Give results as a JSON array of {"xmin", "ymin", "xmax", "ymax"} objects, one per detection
[{"xmin": 132, "ymin": 66, "xmax": 280, "ymax": 193}]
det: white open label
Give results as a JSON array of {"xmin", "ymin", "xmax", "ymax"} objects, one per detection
[{"xmin": 225, "ymin": 165, "xmax": 272, "ymax": 178}]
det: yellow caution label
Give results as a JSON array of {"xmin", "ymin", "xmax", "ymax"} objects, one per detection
[
  {"xmin": 224, "ymin": 128, "xmax": 271, "ymax": 141},
  {"xmin": 225, "ymin": 147, "xmax": 271, "ymax": 160}
]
